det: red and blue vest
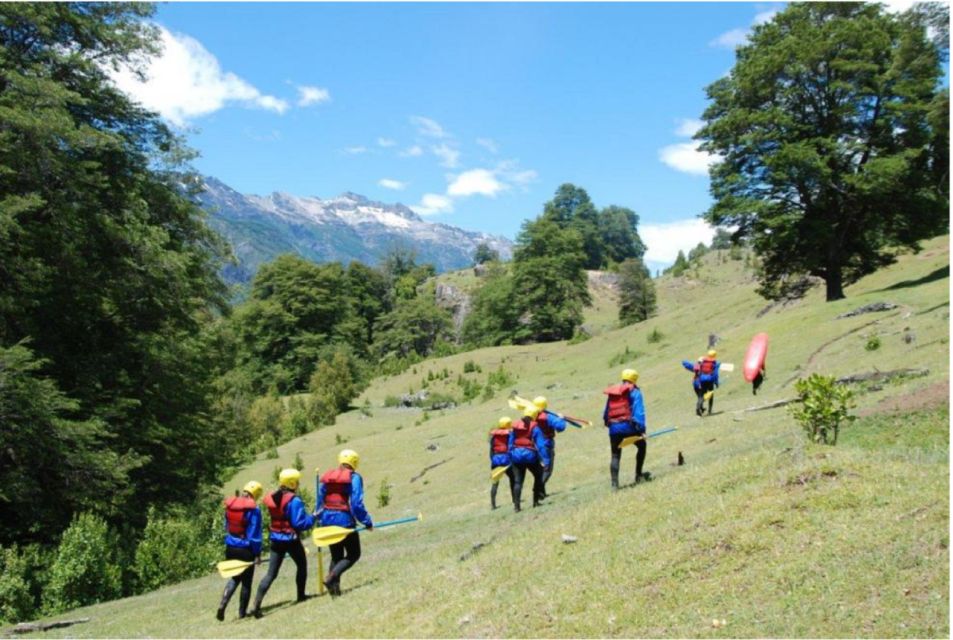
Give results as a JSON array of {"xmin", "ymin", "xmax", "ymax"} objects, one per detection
[
  {"xmin": 321, "ymin": 467, "xmax": 353, "ymax": 512},
  {"xmin": 224, "ymin": 496, "xmax": 256, "ymax": 537},
  {"xmin": 264, "ymin": 490, "xmax": 295, "ymax": 534},
  {"xmin": 511, "ymin": 419, "xmax": 536, "ymax": 451},
  {"xmin": 490, "ymin": 429, "xmax": 510, "ymax": 454},
  {"xmin": 605, "ymin": 382, "xmax": 636, "ymax": 422},
  {"xmin": 536, "ymin": 413, "xmax": 556, "ymax": 440},
  {"xmin": 699, "ymin": 358, "xmax": 716, "ymax": 375}
]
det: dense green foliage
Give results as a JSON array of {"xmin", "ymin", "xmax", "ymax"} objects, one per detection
[
  {"xmin": 697, "ymin": 2, "xmax": 949, "ymax": 301},
  {"xmin": 472, "ymin": 242, "xmax": 499, "ymax": 264},
  {"xmin": 791, "ymin": 374, "xmax": 857, "ymax": 445},
  {"xmin": 618, "ymin": 258, "xmax": 657, "ymax": 325},
  {"xmin": 43, "ymin": 514, "xmax": 123, "ymax": 615}
]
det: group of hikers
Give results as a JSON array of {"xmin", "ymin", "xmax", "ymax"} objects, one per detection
[
  {"xmin": 218, "ymin": 351, "xmax": 738, "ymax": 620},
  {"xmin": 488, "ymin": 366, "xmax": 653, "ymax": 511},
  {"xmin": 216, "ymin": 450, "xmax": 372, "ymax": 620}
]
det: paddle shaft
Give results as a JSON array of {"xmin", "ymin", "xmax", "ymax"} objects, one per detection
[{"xmin": 315, "ymin": 468, "xmax": 325, "ymax": 595}]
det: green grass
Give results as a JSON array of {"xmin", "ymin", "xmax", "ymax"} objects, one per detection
[{"xmin": 30, "ymin": 237, "xmax": 950, "ymax": 638}]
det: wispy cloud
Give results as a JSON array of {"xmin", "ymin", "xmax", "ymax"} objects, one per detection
[
  {"xmin": 410, "ymin": 115, "xmax": 448, "ymax": 139},
  {"xmin": 641, "ymin": 218, "xmax": 716, "ymax": 266},
  {"xmin": 377, "ymin": 137, "xmax": 397, "ymax": 147},
  {"xmin": 447, "ymin": 169, "xmax": 505, "ymax": 198},
  {"xmin": 476, "ymin": 137, "xmax": 499, "ymax": 154},
  {"xmin": 411, "ymin": 193, "xmax": 454, "ymax": 216},
  {"xmin": 431, "ymin": 143, "xmax": 461, "ymax": 168},
  {"xmin": 296, "ymin": 85, "xmax": 330, "ymax": 107},
  {"xmin": 378, "ymin": 178, "xmax": 406, "ymax": 190},
  {"xmin": 400, "ymin": 145, "xmax": 424, "ymax": 158},
  {"xmin": 343, "ymin": 146, "xmax": 368, "ymax": 155},
  {"xmin": 710, "ymin": 7, "xmax": 780, "ymax": 49},
  {"xmin": 659, "ymin": 120, "xmax": 720, "ymax": 176},
  {"xmin": 109, "ymin": 25, "xmax": 288, "ymax": 125}
]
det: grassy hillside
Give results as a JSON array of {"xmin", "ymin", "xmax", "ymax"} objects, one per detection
[{"xmin": 28, "ymin": 237, "xmax": 949, "ymax": 638}]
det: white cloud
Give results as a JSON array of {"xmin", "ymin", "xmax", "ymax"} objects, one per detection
[
  {"xmin": 411, "ymin": 193, "xmax": 454, "ymax": 216},
  {"xmin": 109, "ymin": 26, "xmax": 288, "ymax": 126},
  {"xmin": 377, "ymin": 137, "xmax": 397, "ymax": 147},
  {"xmin": 297, "ymin": 85, "xmax": 330, "ymax": 106},
  {"xmin": 343, "ymin": 146, "xmax": 368, "ymax": 155},
  {"xmin": 447, "ymin": 169, "xmax": 506, "ymax": 198},
  {"xmin": 410, "ymin": 115, "xmax": 448, "ymax": 138},
  {"xmin": 675, "ymin": 118, "xmax": 704, "ymax": 137},
  {"xmin": 711, "ymin": 7, "xmax": 781, "ymax": 49},
  {"xmin": 880, "ymin": 0, "xmax": 919, "ymax": 13},
  {"xmin": 431, "ymin": 143, "xmax": 461, "ymax": 168},
  {"xmin": 659, "ymin": 142, "xmax": 717, "ymax": 176},
  {"xmin": 476, "ymin": 137, "xmax": 499, "ymax": 153},
  {"xmin": 378, "ymin": 178, "xmax": 406, "ymax": 190},
  {"xmin": 641, "ymin": 218, "xmax": 716, "ymax": 265},
  {"xmin": 400, "ymin": 145, "xmax": 424, "ymax": 157}
]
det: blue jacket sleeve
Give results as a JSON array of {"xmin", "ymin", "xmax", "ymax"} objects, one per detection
[
  {"xmin": 546, "ymin": 412, "xmax": 567, "ymax": 432},
  {"xmin": 350, "ymin": 473, "xmax": 373, "ymax": 528},
  {"xmin": 317, "ymin": 481, "xmax": 327, "ymax": 513},
  {"xmin": 714, "ymin": 362, "xmax": 721, "ymax": 386},
  {"xmin": 287, "ymin": 495, "xmax": 315, "ymax": 532},
  {"xmin": 682, "ymin": 360, "xmax": 695, "ymax": 372},
  {"xmin": 507, "ymin": 430, "xmax": 515, "ymax": 451},
  {"xmin": 602, "ymin": 400, "xmax": 609, "ymax": 425},
  {"xmin": 247, "ymin": 508, "xmax": 263, "ymax": 556},
  {"xmin": 533, "ymin": 428, "xmax": 551, "ymax": 468},
  {"xmin": 630, "ymin": 388, "xmax": 646, "ymax": 429}
]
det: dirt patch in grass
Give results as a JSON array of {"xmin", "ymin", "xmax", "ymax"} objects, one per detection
[{"xmin": 857, "ymin": 380, "xmax": 949, "ymax": 417}]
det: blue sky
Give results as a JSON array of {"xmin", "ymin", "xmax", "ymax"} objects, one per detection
[{"xmin": 109, "ymin": 1, "xmax": 919, "ymax": 272}]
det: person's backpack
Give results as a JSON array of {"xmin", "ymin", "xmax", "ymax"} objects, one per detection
[{"xmin": 604, "ymin": 382, "xmax": 635, "ymax": 422}]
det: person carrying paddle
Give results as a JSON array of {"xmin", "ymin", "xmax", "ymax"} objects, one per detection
[
  {"xmin": 532, "ymin": 395, "xmax": 567, "ymax": 499},
  {"xmin": 508, "ymin": 407, "xmax": 551, "ymax": 511},
  {"xmin": 251, "ymin": 468, "xmax": 315, "ymax": 618},
  {"xmin": 216, "ymin": 480, "xmax": 263, "ymax": 621},
  {"xmin": 681, "ymin": 357, "xmax": 706, "ymax": 417},
  {"xmin": 603, "ymin": 368, "xmax": 649, "ymax": 489},
  {"xmin": 316, "ymin": 449, "xmax": 374, "ymax": 596},
  {"xmin": 696, "ymin": 350, "xmax": 720, "ymax": 415},
  {"xmin": 488, "ymin": 417, "xmax": 515, "ymax": 510}
]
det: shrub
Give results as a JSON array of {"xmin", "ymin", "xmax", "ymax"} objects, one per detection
[
  {"xmin": 293, "ymin": 452, "xmax": 304, "ymax": 471},
  {"xmin": 384, "ymin": 395, "xmax": 401, "ymax": 407},
  {"xmin": 133, "ymin": 506, "xmax": 218, "ymax": 593},
  {"xmin": 790, "ymin": 374, "xmax": 857, "ymax": 445},
  {"xmin": 647, "ymin": 328, "xmax": 664, "ymax": 344},
  {"xmin": 0, "ymin": 546, "xmax": 36, "ymax": 624},
  {"xmin": 463, "ymin": 360, "xmax": 482, "ymax": 374},
  {"xmin": 486, "ymin": 365, "xmax": 515, "ymax": 389},
  {"xmin": 44, "ymin": 513, "xmax": 122, "ymax": 614},
  {"xmin": 865, "ymin": 335, "xmax": 882, "ymax": 351},
  {"xmin": 377, "ymin": 478, "xmax": 391, "ymax": 508},
  {"xmin": 609, "ymin": 345, "xmax": 642, "ymax": 367}
]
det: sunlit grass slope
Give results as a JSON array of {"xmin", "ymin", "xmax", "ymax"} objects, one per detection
[{"xmin": 34, "ymin": 238, "xmax": 949, "ymax": 638}]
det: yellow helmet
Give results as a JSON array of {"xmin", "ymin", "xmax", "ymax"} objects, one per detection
[
  {"xmin": 242, "ymin": 480, "xmax": 263, "ymax": 501},
  {"xmin": 621, "ymin": 368, "xmax": 639, "ymax": 383},
  {"xmin": 708, "ymin": 350, "xmax": 717, "ymax": 358},
  {"xmin": 338, "ymin": 449, "xmax": 360, "ymax": 469},
  {"xmin": 523, "ymin": 406, "xmax": 540, "ymax": 419},
  {"xmin": 278, "ymin": 468, "xmax": 301, "ymax": 490},
  {"xmin": 533, "ymin": 396, "xmax": 548, "ymax": 410},
  {"xmin": 498, "ymin": 416, "xmax": 512, "ymax": 428}
]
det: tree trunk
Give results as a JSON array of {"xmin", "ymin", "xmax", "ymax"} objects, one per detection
[{"xmin": 825, "ymin": 260, "xmax": 845, "ymax": 301}]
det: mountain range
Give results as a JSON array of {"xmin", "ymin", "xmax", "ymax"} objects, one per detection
[{"xmin": 197, "ymin": 177, "xmax": 513, "ymax": 284}]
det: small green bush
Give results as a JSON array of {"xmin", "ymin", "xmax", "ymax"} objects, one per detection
[
  {"xmin": 293, "ymin": 452, "xmax": 304, "ymax": 471},
  {"xmin": 865, "ymin": 336, "xmax": 882, "ymax": 351},
  {"xmin": 377, "ymin": 478, "xmax": 391, "ymax": 508},
  {"xmin": 790, "ymin": 373, "xmax": 857, "ymax": 445},
  {"xmin": 133, "ymin": 506, "xmax": 218, "ymax": 593},
  {"xmin": 463, "ymin": 360, "xmax": 482, "ymax": 374},
  {"xmin": 486, "ymin": 365, "xmax": 514, "ymax": 388},
  {"xmin": 384, "ymin": 395, "xmax": 401, "ymax": 407},
  {"xmin": 609, "ymin": 345, "xmax": 642, "ymax": 367},
  {"xmin": 0, "ymin": 546, "xmax": 36, "ymax": 624},
  {"xmin": 44, "ymin": 513, "xmax": 122, "ymax": 614},
  {"xmin": 647, "ymin": 328, "xmax": 664, "ymax": 344}
]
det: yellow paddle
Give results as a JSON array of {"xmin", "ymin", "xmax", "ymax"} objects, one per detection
[
  {"xmin": 490, "ymin": 465, "xmax": 510, "ymax": 483},
  {"xmin": 216, "ymin": 559, "xmax": 255, "ymax": 579},
  {"xmin": 618, "ymin": 427, "xmax": 679, "ymax": 448},
  {"xmin": 312, "ymin": 513, "xmax": 422, "ymax": 547},
  {"xmin": 507, "ymin": 395, "xmax": 591, "ymax": 428}
]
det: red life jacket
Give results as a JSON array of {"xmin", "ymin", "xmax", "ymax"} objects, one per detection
[
  {"xmin": 224, "ymin": 496, "xmax": 256, "ymax": 537},
  {"xmin": 536, "ymin": 413, "xmax": 556, "ymax": 440},
  {"xmin": 604, "ymin": 382, "xmax": 636, "ymax": 422},
  {"xmin": 321, "ymin": 467, "xmax": 353, "ymax": 512},
  {"xmin": 490, "ymin": 429, "xmax": 510, "ymax": 454},
  {"xmin": 699, "ymin": 358, "xmax": 716, "ymax": 375},
  {"xmin": 512, "ymin": 419, "xmax": 537, "ymax": 451},
  {"xmin": 264, "ymin": 490, "xmax": 296, "ymax": 534}
]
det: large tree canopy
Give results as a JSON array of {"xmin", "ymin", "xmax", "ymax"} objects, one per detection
[{"xmin": 697, "ymin": 2, "xmax": 948, "ymax": 301}]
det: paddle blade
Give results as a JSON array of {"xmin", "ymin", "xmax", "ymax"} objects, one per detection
[
  {"xmin": 506, "ymin": 398, "xmax": 522, "ymax": 411},
  {"xmin": 720, "ymin": 363, "xmax": 735, "ymax": 372},
  {"xmin": 312, "ymin": 525, "xmax": 353, "ymax": 547},
  {"xmin": 490, "ymin": 465, "xmax": 510, "ymax": 482},
  {"xmin": 217, "ymin": 559, "xmax": 254, "ymax": 578},
  {"xmin": 704, "ymin": 391, "xmax": 714, "ymax": 400},
  {"xmin": 618, "ymin": 435, "xmax": 643, "ymax": 448}
]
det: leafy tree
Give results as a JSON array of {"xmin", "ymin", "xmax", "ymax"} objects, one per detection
[
  {"xmin": 664, "ymin": 250, "xmax": 691, "ymax": 277},
  {"xmin": 697, "ymin": 3, "xmax": 948, "ymax": 301},
  {"xmin": 710, "ymin": 228, "xmax": 734, "ymax": 250},
  {"xmin": 345, "ymin": 261, "xmax": 391, "ymax": 349},
  {"xmin": 543, "ymin": 184, "xmax": 604, "ymax": 269},
  {"xmin": 618, "ymin": 259, "xmax": 657, "ymax": 325},
  {"xmin": 473, "ymin": 242, "xmax": 500, "ymax": 265},
  {"xmin": 688, "ymin": 242, "xmax": 709, "ymax": 262},
  {"xmin": 461, "ymin": 262, "xmax": 526, "ymax": 347},
  {"xmin": 372, "ymin": 288, "xmax": 454, "ymax": 361},
  {"xmin": 512, "ymin": 217, "xmax": 590, "ymax": 341},
  {"xmin": 598, "ymin": 206, "xmax": 646, "ymax": 266},
  {"xmin": 44, "ymin": 513, "xmax": 122, "ymax": 614}
]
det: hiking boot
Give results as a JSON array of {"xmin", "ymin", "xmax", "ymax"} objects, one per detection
[
  {"xmin": 216, "ymin": 607, "xmax": 225, "ymax": 622},
  {"xmin": 296, "ymin": 594, "xmax": 311, "ymax": 603},
  {"xmin": 635, "ymin": 471, "xmax": 653, "ymax": 484},
  {"xmin": 514, "ymin": 503, "xmax": 521, "ymax": 512},
  {"xmin": 252, "ymin": 608, "xmax": 262, "ymax": 619}
]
